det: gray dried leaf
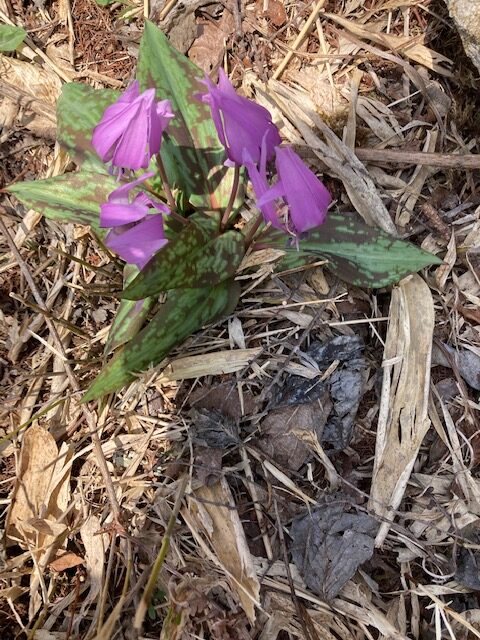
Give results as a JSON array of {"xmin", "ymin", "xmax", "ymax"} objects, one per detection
[
  {"xmin": 190, "ymin": 407, "xmax": 239, "ymax": 449},
  {"xmin": 290, "ymin": 497, "xmax": 378, "ymax": 600},
  {"xmin": 190, "ymin": 407, "xmax": 239, "ymax": 486},
  {"xmin": 432, "ymin": 343, "xmax": 480, "ymax": 390},
  {"xmin": 455, "ymin": 523, "xmax": 480, "ymax": 590},
  {"xmin": 279, "ymin": 336, "xmax": 368, "ymax": 450}
]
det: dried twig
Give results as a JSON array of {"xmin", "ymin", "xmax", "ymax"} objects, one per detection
[{"xmin": 355, "ymin": 147, "xmax": 480, "ymax": 169}]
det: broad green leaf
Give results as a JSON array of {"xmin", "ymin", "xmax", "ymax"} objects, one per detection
[
  {"xmin": 0, "ymin": 25, "xmax": 27, "ymax": 51},
  {"xmin": 137, "ymin": 21, "xmax": 240, "ymax": 210},
  {"xmin": 266, "ymin": 214, "xmax": 442, "ymax": 288},
  {"xmin": 122, "ymin": 218, "xmax": 245, "ymax": 299},
  {"xmin": 7, "ymin": 171, "xmax": 117, "ymax": 232},
  {"xmin": 105, "ymin": 265, "xmax": 156, "ymax": 354},
  {"xmin": 57, "ymin": 83, "xmax": 118, "ymax": 166},
  {"xmin": 83, "ymin": 279, "xmax": 241, "ymax": 401}
]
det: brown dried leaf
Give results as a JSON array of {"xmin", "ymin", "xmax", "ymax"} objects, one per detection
[
  {"xmin": 189, "ymin": 383, "xmax": 258, "ymax": 421},
  {"xmin": 188, "ymin": 12, "xmax": 235, "ymax": 74},
  {"xmin": 6, "ymin": 425, "xmax": 60, "ymax": 547},
  {"xmin": 457, "ymin": 305, "xmax": 480, "ymax": 325},
  {"xmin": 49, "ymin": 551, "xmax": 85, "ymax": 572},
  {"xmin": 254, "ymin": 0, "xmax": 286, "ymax": 26},
  {"xmin": 0, "ymin": 56, "xmax": 60, "ymax": 138},
  {"xmin": 259, "ymin": 400, "xmax": 331, "ymax": 471},
  {"xmin": 0, "ymin": 56, "xmax": 61, "ymax": 106}
]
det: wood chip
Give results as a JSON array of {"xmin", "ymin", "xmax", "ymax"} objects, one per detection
[{"xmin": 368, "ymin": 275, "xmax": 435, "ymax": 546}]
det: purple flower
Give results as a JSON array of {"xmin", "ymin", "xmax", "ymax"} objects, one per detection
[
  {"xmin": 92, "ymin": 81, "xmax": 174, "ymax": 171},
  {"xmin": 243, "ymin": 141, "xmax": 283, "ymax": 229},
  {"xmin": 258, "ymin": 147, "xmax": 331, "ymax": 233},
  {"xmin": 99, "ymin": 173, "xmax": 168, "ymax": 228},
  {"xmin": 106, "ymin": 216, "xmax": 168, "ymax": 270},
  {"xmin": 198, "ymin": 69, "xmax": 281, "ymax": 166},
  {"xmin": 101, "ymin": 173, "xmax": 169, "ymax": 269}
]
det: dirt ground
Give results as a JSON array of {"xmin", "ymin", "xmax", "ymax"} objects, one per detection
[{"xmin": 1, "ymin": 0, "xmax": 480, "ymax": 638}]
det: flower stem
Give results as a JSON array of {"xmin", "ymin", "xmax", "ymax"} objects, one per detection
[
  {"xmin": 156, "ymin": 153, "xmax": 176, "ymax": 212},
  {"xmin": 155, "ymin": 154, "xmax": 189, "ymax": 227},
  {"xmin": 244, "ymin": 212, "xmax": 264, "ymax": 247},
  {"xmin": 220, "ymin": 164, "xmax": 240, "ymax": 231}
]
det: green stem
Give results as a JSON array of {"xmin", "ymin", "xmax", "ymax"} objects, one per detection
[
  {"xmin": 156, "ymin": 153, "xmax": 177, "ymax": 213},
  {"xmin": 220, "ymin": 164, "xmax": 240, "ymax": 231},
  {"xmin": 151, "ymin": 157, "xmax": 188, "ymax": 226}
]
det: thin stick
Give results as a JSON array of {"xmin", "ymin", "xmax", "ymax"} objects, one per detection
[
  {"xmin": 354, "ymin": 147, "xmax": 480, "ymax": 169},
  {"xmin": 159, "ymin": 0, "xmax": 177, "ymax": 19},
  {"xmin": 221, "ymin": 164, "xmax": 240, "ymax": 230},
  {"xmin": 0, "ymin": 213, "xmax": 122, "ymax": 525},
  {"xmin": 272, "ymin": 0, "xmax": 326, "ymax": 80}
]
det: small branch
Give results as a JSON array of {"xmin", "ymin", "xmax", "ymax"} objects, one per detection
[
  {"xmin": 0, "ymin": 212, "xmax": 122, "ymax": 526},
  {"xmin": 220, "ymin": 164, "xmax": 240, "ymax": 231},
  {"xmin": 355, "ymin": 147, "xmax": 480, "ymax": 169}
]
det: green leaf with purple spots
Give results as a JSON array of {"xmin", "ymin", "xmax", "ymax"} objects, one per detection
[
  {"xmin": 7, "ymin": 170, "xmax": 117, "ymax": 232},
  {"xmin": 266, "ymin": 214, "xmax": 442, "ymax": 288},
  {"xmin": 137, "ymin": 21, "xmax": 241, "ymax": 210},
  {"xmin": 57, "ymin": 83, "xmax": 118, "ymax": 168},
  {"xmin": 82, "ymin": 279, "xmax": 241, "ymax": 400},
  {"xmin": 122, "ymin": 217, "xmax": 245, "ymax": 299},
  {"xmin": 105, "ymin": 265, "xmax": 156, "ymax": 354}
]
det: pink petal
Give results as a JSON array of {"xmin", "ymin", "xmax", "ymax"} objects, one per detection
[
  {"xmin": 256, "ymin": 181, "xmax": 284, "ymax": 208},
  {"xmin": 92, "ymin": 102, "xmax": 138, "ymax": 161},
  {"xmin": 118, "ymin": 81, "xmax": 140, "ymax": 103},
  {"xmin": 149, "ymin": 99, "xmax": 174, "ymax": 155},
  {"xmin": 108, "ymin": 172, "xmax": 154, "ymax": 203},
  {"xmin": 275, "ymin": 147, "xmax": 331, "ymax": 232},
  {"xmin": 112, "ymin": 101, "xmax": 150, "ymax": 170},
  {"xmin": 100, "ymin": 201, "xmax": 150, "ymax": 227},
  {"xmin": 243, "ymin": 139, "xmax": 284, "ymax": 229},
  {"xmin": 106, "ymin": 215, "xmax": 168, "ymax": 268},
  {"xmin": 216, "ymin": 68, "xmax": 238, "ymax": 97}
]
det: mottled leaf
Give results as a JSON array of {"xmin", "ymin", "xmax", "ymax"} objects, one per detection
[
  {"xmin": 83, "ymin": 280, "xmax": 241, "ymax": 401},
  {"xmin": 7, "ymin": 171, "xmax": 117, "ymax": 232},
  {"xmin": 105, "ymin": 265, "xmax": 156, "ymax": 354},
  {"xmin": 0, "ymin": 25, "xmax": 27, "ymax": 51},
  {"xmin": 266, "ymin": 214, "xmax": 442, "ymax": 288},
  {"xmin": 57, "ymin": 83, "xmax": 118, "ymax": 166},
  {"xmin": 122, "ymin": 217, "xmax": 244, "ymax": 299},
  {"xmin": 137, "ymin": 21, "xmax": 240, "ymax": 209}
]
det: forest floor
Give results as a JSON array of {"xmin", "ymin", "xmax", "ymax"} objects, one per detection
[{"xmin": 1, "ymin": 0, "xmax": 480, "ymax": 638}]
